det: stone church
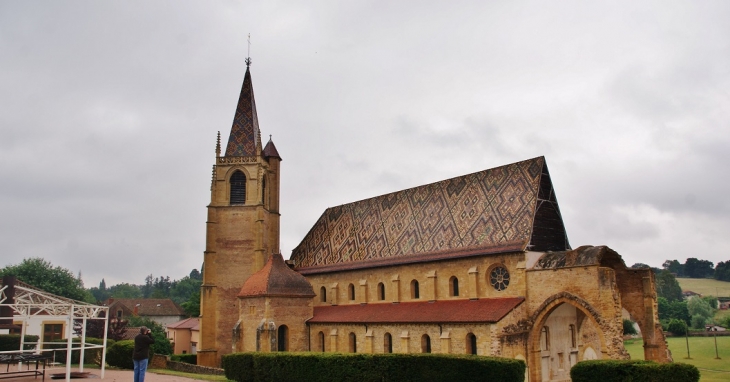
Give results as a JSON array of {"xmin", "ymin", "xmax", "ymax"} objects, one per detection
[{"xmin": 197, "ymin": 63, "xmax": 670, "ymax": 381}]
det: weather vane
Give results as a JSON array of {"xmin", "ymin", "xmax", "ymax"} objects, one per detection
[{"xmin": 245, "ymin": 33, "xmax": 252, "ymax": 67}]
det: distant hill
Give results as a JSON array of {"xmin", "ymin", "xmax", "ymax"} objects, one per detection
[{"xmin": 676, "ymin": 278, "xmax": 730, "ymax": 298}]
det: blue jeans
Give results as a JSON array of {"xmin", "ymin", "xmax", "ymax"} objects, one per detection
[{"xmin": 133, "ymin": 358, "xmax": 149, "ymax": 382}]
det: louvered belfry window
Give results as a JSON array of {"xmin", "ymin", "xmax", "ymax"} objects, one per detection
[{"xmin": 230, "ymin": 171, "xmax": 247, "ymax": 204}]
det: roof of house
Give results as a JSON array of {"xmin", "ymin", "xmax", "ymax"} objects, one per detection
[
  {"xmin": 238, "ymin": 253, "xmax": 315, "ymax": 298},
  {"xmin": 225, "ymin": 65, "xmax": 262, "ymax": 157},
  {"xmin": 291, "ymin": 157, "xmax": 570, "ymax": 274},
  {"xmin": 308, "ymin": 297, "xmax": 524, "ymax": 324},
  {"xmin": 106, "ymin": 298, "xmax": 185, "ymax": 316},
  {"xmin": 167, "ymin": 317, "xmax": 199, "ymax": 330}
]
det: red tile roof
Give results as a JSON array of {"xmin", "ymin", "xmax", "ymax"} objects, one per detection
[
  {"xmin": 238, "ymin": 253, "xmax": 315, "ymax": 298},
  {"xmin": 308, "ymin": 297, "xmax": 524, "ymax": 324},
  {"xmin": 166, "ymin": 317, "xmax": 199, "ymax": 330},
  {"xmin": 106, "ymin": 298, "xmax": 185, "ymax": 316},
  {"xmin": 262, "ymin": 138, "xmax": 281, "ymax": 160}
]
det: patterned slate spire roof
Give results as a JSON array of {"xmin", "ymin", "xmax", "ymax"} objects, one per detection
[
  {"xmin": 225, "ymin": 66, "xmax": 262, "ymax": 157},
  {"xmin": 262, "ymin": 136, "xmax": 281, "ymax": 160},
  {"xmin": 291, "ymin": 156, "xmax": 570, "ymax": 273}
]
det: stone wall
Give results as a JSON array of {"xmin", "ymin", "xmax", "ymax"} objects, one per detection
[{"xmin": 167, "ymin": 360, "xmax": 225, "ymax": 375}]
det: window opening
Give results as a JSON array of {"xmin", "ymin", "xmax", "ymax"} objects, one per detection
[
  {"xmin": 377, "ymin": 282, "xmax": 385, "ymax": 301},
  {"xmin": 230, "ymin": 171, "xmax": 247, "ymax": 205},
  {"xmin": 411, "ymin": 280, "xmax": 420, "ymax": 299},
  {"xmin": 349, "ymin": 332, "xmax": 357, "ymax": 353},
  {"xmin": 318, "ymin": 331, "xmax": 325, "ymax": 352},
  {"xmin": 384, "ymin": 332, "xmax": 392, "ymax": 353},
  {"xmin": 466, "ymin": 333, "xmax": 477, "ymax": 355},
  {"xmin": 450, "ymin": 276, "xmax": 459, "ymax": 297},
  {"xmin": 540, "ymin": 326, "xmax": 550, "ymax": 351},
  {"xmin": 320, "ymin": 286, "xmax": 327, "ymax": 303},
  {"xmin": 277, "ymin": 325, "xmax": 288, "ymax": 351},
  {"xmin": 421, "ymin": 334, "xmax": 431, "ymax": 353},
  {"xmin": 348, "ymin": 284, "xmax": 355, "ymax": 301}
]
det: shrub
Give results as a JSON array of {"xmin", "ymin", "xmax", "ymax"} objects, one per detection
[
  {"xmin": 623, "ymin": 319, "xmax": 637, "ymax": 335},
  {"xmin": 222, "ymin": 352, "xmax": 525, "ymax": 382},
  {"xmin": 571, "ymin": 360, "xmax": 699, "ymax": 382},
  {"xmin": 171, "ymin": 353, "xmax": 197, "ymax": 364},
  {"xmin": 667, "ymin": 319, "xmax": 688, "ymax": 336},
  {"xmin": 106, "ymin": 340, "xmax": 135, "ymax": 369},
  {"xmin": 46, "ymin": 337, "xmax": 105, "ymax": 364},
  {"xmin": 0, "ymin": 334, "xmax": 39, "ymax": 351}
]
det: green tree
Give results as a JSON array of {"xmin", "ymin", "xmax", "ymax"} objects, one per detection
[
  {"xmin": 89, "ymin": 278, "xmax": 112, "ymax": 302},
  {"xmin": 623, "ymin": 319, "xmax": 637, "ymax": 335},
  {"xmin": 655, "ymin": 270, "xmax": 683, "ymax": 302},
  {"xmin": 0, "ymin": 258, "xmax": 93, "ymax": 302},
  {"xmin": 684, "ymin": 258, "xmax": 714, "ymax": 278},
  {"xmin": 170, "ymin": 276, "xmax": 202, "ymax": 305},
  {"xmin": 181, "ymin": 291, "xmax": 200, "ymax": 317},
  {"xmin": 658, "ymin": 297, "xmax": 690, "ymax": 324},
  {"xmin": 108, "ymin": 283, "xmax": 142, "ymax": 299},
  {"xmin": 687, "ymin": 296, "xmax": 714, "ymax": 321},
  {"xmin": 662, "ymin": 259, "xmax": 684, "ymax": 277},
  {"xmin": 126, "ymin": 317, "xmax": 173, "ymax": 355},
  {"xmin": 667, "ymin": 319, "xmax": 687, "ymax": 335},
  {"xmin": 714, "ymin": 261, "xmax": 730, "ymax": 282}
]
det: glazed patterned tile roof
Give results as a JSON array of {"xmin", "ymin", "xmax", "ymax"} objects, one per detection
[
  {"xmin": 238, "ymin": 253, "xmax": 315, "ymax": 298},
  {"xmin": 291, "ymin": 156, "xmax": 569, "ymax": 274},
  {"xmin": 308, "ymin": 297, "xmax": 524, "ymax": 324},
  {"xmin": 225, "ymin": 66, "xmax": 262, "ymax": 157}
]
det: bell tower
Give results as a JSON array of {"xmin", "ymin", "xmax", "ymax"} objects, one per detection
[{"xmin": 198, "ymin": 58, "xmax": 282, "ymax": 367}]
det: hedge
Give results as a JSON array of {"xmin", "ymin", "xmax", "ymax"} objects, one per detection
[
  {"xmin": 222, "ymin": 352, "xmax": 525, "ymax": 382},
  {"xmin": 45, "ymin": 337, "xmax": 107, "ymax": 364},
  {"xmin": 0, "ymin": 334, "xmax": 39, "ymax": 351},
  {"xmin": 171, "ymin": 353, "xmax": 197, "ymax": 364},
  {"xmin": 107, "ymin": 340, "xmax": 135, "ymax": 369},
  {"xmin": 570, "ymin": 360, "xmax": 700, "ymax": 382}
]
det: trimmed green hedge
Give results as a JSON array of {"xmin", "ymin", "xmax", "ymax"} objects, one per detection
[
  {"xmin": 46, "ymin": 337, "xmax": 107, "ymax": 364},
  {"xmin": 0, "ymin": 334, "xmax": 39, "ymax": 351},
  {"xmin": 570, "ymin": 360, "xmax": 699, "ymax": 382},
  {"xmin": 107, "ymin": 340, "xmax": 134, "ymax": 369},
  {"xmin": 171, "ymin": 353, "xmax": 197, "ymax": 364},
  {"xmin": 222, "ymin": 352, "xmax": 525, "ymax": 382}
]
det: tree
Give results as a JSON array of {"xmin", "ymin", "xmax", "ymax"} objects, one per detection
[
  {"xmin": 667, "ymin": 319, "xmax": 687, "ymax": 335},
  {"xmin": 687, "ymin": 296, "xmax": 714, "ymax": 321},
  {"xmin": 181, "ymin": 291, "xmax": 200, "ymax": 317},
  {"xmin": 0, "ymin": 258, "xmax": 93, "ymax": 302},
  {"xmin": 170, "ymin": 276, "xmax": 202, "ymax": 305},
  {"xmin": 662, "ymin": 260, "xmax": 684, "ymax": 277},
  {"xmin": 108, "ymin": 283, "xmax": 142, "ymax": 299},
  {"xmin": 74, "ymin": 315, "xmax": 128, "ymax": 341},
  {"xmin": 89, "ymin": 278, "xmax": 112, "ymax": 303},
  {"xmin": 714, "ymin": 261, "xmax": 730, "ymax": 282},
  {"xmin": 658, "ymin": 297, "xmax": 690, "ymax": 324},
  {"xmin": 655, "ymin": 270, "xmax": 683, "ymax": 302},
  {"xmin": 684, "ymin": 258, "xmax": 714, "ymax": 278},
  {"xmin": 126, "ymin": 316, "xmax": 173, "ymax": 355},
  {"xmin": 623, "ymin": 319, "xmax": 637, "ymax": 335}
]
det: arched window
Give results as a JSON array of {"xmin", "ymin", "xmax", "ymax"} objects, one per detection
[
  {"xmin": 318, "ymin": 331, "xmax": 325, "ymax": 352},
  {"xmin": 384, "ymin": 332, "xmax": 392, "ymax": 353},
  {"xmin": 230, "ymin": 171, "xmax": 247, "ymax": 205},
  {"xmin": 320, "ymin": 286, "xmax": 327, "ymax": 303},
  {"xmin": 540, "ymin": 326, "xmax": 550, "ymax": 351},
  {"xmin": 449, "ymin": 276, "xmax": 459, "ymax": 297},
  {"xmin": 410, "ymin": 280, "xmax": 420, "ymax": 299},
  {"xmin": 466, "ymin": 333, "xmax": 477, "ymax": 355},
  {"xmin": 569, "ymin": 324, "xmax": 576, "ymax": 348},
  {"xmin": 421, "ymin": 334, "xmax": 431, "ymax": 353},
  {"xmin": 377, "ymin": 282, "xmax": 385, "ymax": 301},
  {"xmin": 277, "ymin": 325, "xmax": 288, "ymax": 351},
  {"xmin": 261, "ymin": 176, "xmax": 266, "ymax": 205},
  {"xmin": 348, "ymin": 284, "xmax": 356, "ymax": 301},
  {"xmin": 349, "ymin": 332, "xmax": 357, "ymax": 353}
]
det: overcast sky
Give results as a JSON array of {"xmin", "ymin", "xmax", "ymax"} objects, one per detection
[{"xmin": 1, "ymin": 1, "xmax": 729, "ymax": 288}]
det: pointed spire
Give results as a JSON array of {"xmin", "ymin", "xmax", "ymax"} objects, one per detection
[
  {"xmin": 225, "ymin": 64, "xmax": 261, "ymax": 157},
  {"xmin": 215, "ymin": 131, "xmax": 221, "ymax": 157},
  {"xmin": 263, "ymin": 134, "xmax": 282, "ymax": 160}
]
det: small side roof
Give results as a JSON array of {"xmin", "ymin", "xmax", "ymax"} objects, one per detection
[
  {"xmin": 238, "ymin": 253, "xmax": 315, "ymax": 298},
  {"xmin": 167, "ymin": 317, "xmax": 199, "ymax": 330},
  {"xmin": 308, "ymin": 297, "xmax": 524, "ymax": 324}
]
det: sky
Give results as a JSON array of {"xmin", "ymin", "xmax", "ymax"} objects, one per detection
[{"xmin": 1, "ymin": 1, "xmax": 729, "ymax": 288}]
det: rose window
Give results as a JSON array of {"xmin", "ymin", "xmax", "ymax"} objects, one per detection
[{"xmin": 489, "ymin": 266, "xmax": 510, "ymax": 291}]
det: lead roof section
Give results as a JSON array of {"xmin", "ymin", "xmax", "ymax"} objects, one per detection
[
  {"xmin": 225, "ymin": 67, "xmax": 262, "ymax": 157},
  {"xmin": 291, "ymin": 156, "xmax": 571, "ymax": 273}
]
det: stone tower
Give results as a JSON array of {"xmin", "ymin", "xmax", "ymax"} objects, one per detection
[{"xmin": 198, "ymin": 61, "xmax": 282, "ymax": 367}]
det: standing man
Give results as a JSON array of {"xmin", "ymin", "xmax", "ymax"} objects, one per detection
[{"xmin": 133, "ymin": 326, "xmax": 155, "ymax": 382}]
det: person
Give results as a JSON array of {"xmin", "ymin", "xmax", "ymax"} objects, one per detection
[{"xmin": 133, "ymin": 326, "xmax": 155, "ymax": 382}]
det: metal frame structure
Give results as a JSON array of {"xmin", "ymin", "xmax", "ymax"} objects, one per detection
[{"xmin": 0, "ymin": 279, "xmax": 109, "ymax": 381}]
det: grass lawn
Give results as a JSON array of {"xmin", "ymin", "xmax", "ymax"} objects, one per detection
[
  {"xmin": 676, "ymin": 278, "xmax": 730, "ymax": 298},
  {"xmin": 149, "ymin": 368, "xmax": 230, "ymax": 381},
  {"xmin": 625, "ymin": 337, "xmax": 730, "ymax": 382}
]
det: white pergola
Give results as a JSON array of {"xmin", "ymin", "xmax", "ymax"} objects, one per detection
[{"xmin": 0, "ymin": 278, "xmax": 109, "ymax": 381}]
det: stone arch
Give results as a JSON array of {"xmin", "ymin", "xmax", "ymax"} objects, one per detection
[{"xmin": 528, "ymin": 292, "xmax": 611, "ymax": 382}]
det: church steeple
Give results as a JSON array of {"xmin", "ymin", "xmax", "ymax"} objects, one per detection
[{"xmin": 225, "ymin": 64, "xmax": 262, "ymax": 157}]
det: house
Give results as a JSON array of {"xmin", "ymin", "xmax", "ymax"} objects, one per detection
[
  {"xmin": 682, "ymin": 291, "xmax": 702, "ymax": 300},
  {"xmin": 105, "ymin": 298, "xmax": 186, "ymax": 327},
  {"xmin": 166, "ymin": 317, "xmax": 199, "ymax": 354}
]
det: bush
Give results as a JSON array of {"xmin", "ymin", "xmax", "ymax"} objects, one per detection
[
  {"xmin": 106, "ymin": 340, "xmax": 135, "ymax": 369},
  {"xmin": 46, "ymin": 337, "xmax": 106, "ymax": 364},
  {"xmin": 222, "ymin": 352, "xmax": 525, "ymax": 382},
  {"xmin": 171, "ymin": 353, "xmax": 197, "ymax": 364},
  {"xmin": 571, "ymin": 360, "xmax": 699, "ymax": 382},
  {"xmin": 623, "ymin": 319, "xmax": 637, "ymax": 335},
  {"xmin": 0, "ymin": 334, "xmax": 39, "ymax": 351},
  {"xmin": 667, "ymin": 319, "xmax": 688, "ymax": 336}
]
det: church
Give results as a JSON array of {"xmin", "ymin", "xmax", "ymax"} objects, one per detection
[{"xmin": 196, "ymin": 61, "xmax": 670, "ymax": 382}]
